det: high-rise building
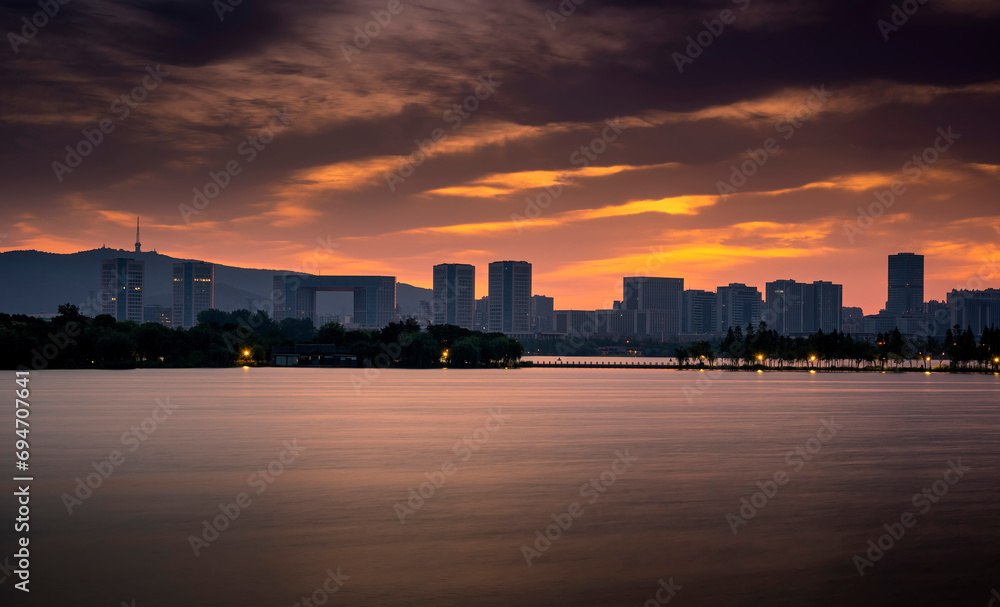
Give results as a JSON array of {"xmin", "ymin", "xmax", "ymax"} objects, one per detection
[
  {"xmin": 432, "ymin": 263, "xmax": 475, "ymax": 330},
  {"xmin": 717, "ymin": 283, "xmax": 762, "ymax": 332},
  {"xmin": 622, "ymin": 276, "xmax": 683, "ymax": 335},
  {"xmin": 682, "ymin": 289, "xmax": 718, "ymax": 334},
  {"xmin": 623, "ymin": 277, "xmax": 683, "ymax": 311},
  {"xmin": 173, "ymin": 262, "xmax": 215, "ymax": 328},
  {"xmin": 488, "ymin": 261, "xmax": 532, "ymax": 335},
  {"xmin": 811, "ymin": 280, "xmax": 843, "ymax": 332},
  {"xmin": 765, "ymin": 280, "xmax": 806, "ymax": 335},
  {"xmin": 531, "ymin": 295, "xmax": 554, "ymax": 332},
  {"xmin": 887, "ymin": 252, "xmax": 924, "ymax": 316},
  {"xmin": 475, "ymin": 296, "xmax": 490, "ymax": 332},
  {"xmin": 765, "ymin": 279, "xmax": 843, "ymax": 335},
  {"xmin": 100, "ymin": 258, "xmax": 144, "ymax": 322},
  {"xmin": 948, "ymin": 289, "xmax": 1000, "ymax": 336}
]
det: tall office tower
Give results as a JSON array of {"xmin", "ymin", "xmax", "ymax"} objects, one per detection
[
  {"xmin": 811, "ymin": 280, "xmax": 843, "ymax": 332},
  {"xmin": 765, "ymin": 279, "xmax": 806, "ymax": 335},
  {"xmin": 716, "ymin": 283, "xmax": 762, "ymax": 332},
  {"xmin": 623, "ymin": 276, "xmax": 683, "ymax": 335},
  {"xmin": 682, "ymin": 289, "xmax": 719, "ymax": 334},
  {"xmin": 432, "ymin": 263, "xmax": 475, "ymax": 330},
  {"xmin": 100, "ymin": 258, "xmax": 145, "ymax": 322},
  {"xmin": 172, "ymin": 262, "xmax": 216, "ymax": 328},
  {"xmin": 531, "ymin": 295, "xmax": 555, "ymax": 332},
  {"xmin": 887, "ymin": 252, "xmax": 924, "ymax": 315},
  {"xmin": 488, "ymin": 261, "xmax": 532, "ymax": 334}
]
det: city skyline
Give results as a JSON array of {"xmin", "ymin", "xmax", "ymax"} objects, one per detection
[
  {"xmin": 50, "ymin": 238, "xmax": 996, "ymax": 318},
  {"xmin": 2, "ymin": 2, "xmax": 998, "ymax": 319}
]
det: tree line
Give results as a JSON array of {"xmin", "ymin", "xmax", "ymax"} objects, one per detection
[
  {"xmin": 677, "ymin": 322, "xmax": 999, "ymax": 370},
  {"xmin": 0, "ymin": 305, "xmax": 523, "ymax": 370}
]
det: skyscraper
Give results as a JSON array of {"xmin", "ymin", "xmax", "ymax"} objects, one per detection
[
  {"xmin": 717, "ymin": 283, "xmax": 762, "ymax": 332},
  {"xmin": 488, "ymin": 261, "xmax": 531, "ymax": 335},
  {"xmin": 622, "ymin": 276, "xmax": 683, "ymax": 335},
  {"xmin": 173, "ymin": 262, "xmax": 215, "ymax": 328},
  {"xmin": 765, "ymin": 279, "xmax": 843, "ymax": 335},
  {"xmin": 765, "ymin": 279, "xmax": 806, "ymax": 335},
  {"xmin": 682, "ymin": 289, "xmax": 718, "ymax": 334},
  {"xmin": 100, "ymin": 258, "xmax": 144, "ymax": 322},
  {"xmin": 811, "ymin": 280, "xmax": 843, "ymax": 332},
  {"xmin": 432, "ymin": 263, "xmax": 475, "ymax": 330},
  {"xmin": 887, "ymin": 252, "xmax": 924, "ymax": 315}
]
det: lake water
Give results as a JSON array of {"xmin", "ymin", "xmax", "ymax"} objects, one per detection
[{"xmin": 2, "ymin": 368, "xmax": 999, "ymax": 606}]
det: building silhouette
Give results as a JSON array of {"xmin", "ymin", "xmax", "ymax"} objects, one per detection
[
  {"xmin": 887, "ymin": 252, "xmax": 924, "ymax": 315},
  {"xmin": 623, "ymin": 276, "xmax": 683, "ymax": 335},
  {"xmin": 531, "ymin": 295, "xmax": 554, "ymax": 332},
  {"xmin": 432, "ymin": 263, "xmax": 475, "ymax": 330},
  {"xmin": 173, "ymin": 262, "xmax": 215, "ymax": 328},
  {"xmin": 948, "ymin": 288, "xmax": 1000, "ymax": 336},
  {"xmin": 682, "ymin": 289, "xmax": 718, "ymax": 335},
  {"xmin": 144, "ymin": 305, "xmax": 172, "ymax": 326},
  {"xmin": 717, "ymin": 283, "xmax": 762, "ymax": 332},
  {"xmin": 765, "ymin": 279, "xmax": 843, "ymax": 335},
  {"xmin": 475, "ymin": 296, "xmax": 490, "ymax": 332},
  {"xmin": 488, "ymin": 261, "xmax": 531, "ymax": 335},
  {"xmin": 273, "ymin": 274, "xmax": 396, "ymax": 329},
  {"xmin": 100, "ymin": 258, "xmax": 144, "ymax": 322}
]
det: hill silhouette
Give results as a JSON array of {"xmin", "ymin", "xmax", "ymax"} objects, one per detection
[{"xmin": 0, "ymin": 248, "xmax": 432, "ymax": 318}]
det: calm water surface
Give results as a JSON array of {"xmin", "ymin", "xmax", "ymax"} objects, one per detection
[{"xmin": 2, "ymin": 368, "xmax": 998, "ymax": 606}]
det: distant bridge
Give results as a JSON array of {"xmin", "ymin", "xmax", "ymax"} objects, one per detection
[{"xmin": 528, "ymin": 360, "xmax": 680, "ymax": 368}]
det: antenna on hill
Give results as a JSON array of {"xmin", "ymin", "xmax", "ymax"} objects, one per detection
[{"xmin": 134, "ymin": 217, "xmax": 141, "ymax": 253}]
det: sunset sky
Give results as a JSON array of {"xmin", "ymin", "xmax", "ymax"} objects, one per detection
[{"xmin": 2, "ymin": 0, "xmax": 999, "ymax": 313}]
